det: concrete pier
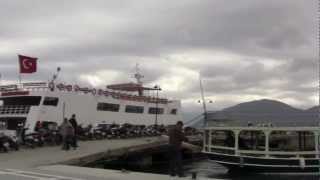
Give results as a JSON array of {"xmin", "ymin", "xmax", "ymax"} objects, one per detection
[{"xmin": 0, "ymin": 136, "xmax": 219, "ymax": 180}]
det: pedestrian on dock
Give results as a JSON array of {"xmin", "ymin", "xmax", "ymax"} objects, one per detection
[
  {"xmin": 34, "ymin": 121, "xmax": 42, "ymax": 132},
  {"xmin": 60, "ymin": 118, "xmax": 74, "ymax": 151},
  {"xmin": 69, "ymin": 114, "xmax": 78, "ymax": 149},
  {"xmin": 168, "ymin": 121, "xmax": 188, "ymax": 177}
]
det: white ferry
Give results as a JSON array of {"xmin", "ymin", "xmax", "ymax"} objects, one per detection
[
  {"xmin": 202, "ymin": 126, "xmax": 320, "ymax": 173},
  {"xmin": 0, "ymin": 71, "xmax": 182, "ymax": 134}
]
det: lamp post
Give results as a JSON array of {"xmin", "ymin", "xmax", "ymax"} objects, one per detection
[
  {"xmin": 199, "ymin": 75, "xmax": 212, "ymax": 127},
  {"xmin": 52, "ymin": 67, "xmax": 61, "ymax": 82},
  {"xmin": 50, "ymin": 67, "xmax": 61, "ymax": 91},
  {"xmin": 198, "ymin": 99, "xmax": 213, "ymax": 127},
  {"xmin": 154, "ymin": 85, "xmax": 161, "ymax": 126}
]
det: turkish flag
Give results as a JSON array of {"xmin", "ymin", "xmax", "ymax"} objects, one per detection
[{"xmin": 18, "ymin": 55, "xmax": 37, "ymax": 73}]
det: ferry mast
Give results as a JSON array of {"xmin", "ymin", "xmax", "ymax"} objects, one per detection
[{"xmin": 134, "ymin": 64, "xmax": 144, "ymax": 96}]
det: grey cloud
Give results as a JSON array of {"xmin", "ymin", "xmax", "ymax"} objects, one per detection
[{"xmin": 0, "ymin": 0, "xmax": 317, "ymax": 111}]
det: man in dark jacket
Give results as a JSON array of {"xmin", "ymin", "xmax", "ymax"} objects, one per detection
[
  {"xmin": 168, "ymin": 121, "xmax": 188, "ymax": 177},
  {"xmin": 69, "ymin": 114, "xmax": 78, "ymax": 148}
]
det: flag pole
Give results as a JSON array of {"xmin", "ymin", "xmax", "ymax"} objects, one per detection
[
  {"xmin": 17, "ymin": 54, "xmax": 21, "ymax": 85},
  {"xmin": 18, "ymin": 74, "xmax": 21, "ymax": 85}
]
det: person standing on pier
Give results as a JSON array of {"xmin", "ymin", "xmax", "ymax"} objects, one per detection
[
  {"xmin": 60, "ymin": 118, "xmax": 74, "ymax": 150},
  {"xmin": 69, "ymin": 114, "xmax": 78, "ymax": 149},
  {"xmin": 168, "ymin": 121, "xmax": 188, "ymax": 177}
]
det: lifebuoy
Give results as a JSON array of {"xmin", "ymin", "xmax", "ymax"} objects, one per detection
[
  {"xmin": 91, "ymin": 88, "xmax": 97, "ymax": 95},
  {"xmin": 48, "ymin": 82, "xmax": 54, "ymax": 91},
  {"xmin": 74, "ymin": 85, "xmax": 80, "ymax": 92},
  {"xmin": 56, "ymin": 83, "xmax": 64, "ymax": 90},
  {"xmin": 66, "ymin": 85, "xmax": 72, "ymax": 91},
  {"xmin": 98, "ymin": 89, "xmax": 103, "ymax": 96},
  {"xmin": 104, "ymin": 91, "xmax": 109, "ymax": 96}
]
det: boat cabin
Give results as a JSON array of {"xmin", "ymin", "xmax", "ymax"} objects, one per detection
[{"xmin": 203, "ymin": 126, "xmax": 320, "ymax": 173}]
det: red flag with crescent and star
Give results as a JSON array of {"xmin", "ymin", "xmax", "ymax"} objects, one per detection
[{"xmin": 18, "ymin": 55, "xmax": 37, "ymax": 73}]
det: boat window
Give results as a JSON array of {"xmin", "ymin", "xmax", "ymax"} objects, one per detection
[
  {"xmin": 170, "ymin": 109, "xmax": 177, "ymax": 115},
  {"xmin": 43, "ymin": 97, "xmax": 59, "ymax": 106},
  {"xmin": 211, "ymin": 130, "xmax": 235, "ymax": 147},
  {"xmin": 148, "ymin": 107, "xmax": 164, "ymax": 114},
  {"xmin": 0, "ymin": 100, "xmax": 3, "ymax": 106},
  {"xmin": 97, "ymin": 102, "xmax": 120, "ymax": 112},
  {"xmin": 269, "ymin": 131, "xmax": 315, "ymax": 152},
  {"xmin": 239, "ymin": 130, "xmax": 265, "ymax": 151},
  {"xmin": 204, "ymin": 130, "xmax": 210, "ymax": 146},
  {"xmin": 0, "ymin": 96, "xmax": 41, "ymax": 106},
  {"xmin": 41, "ymin": 121, "xmax": 59, "ymax": 131},
  {"xmin": 125, "ymin": 105, "xmax": 144, "ymax": 114}
]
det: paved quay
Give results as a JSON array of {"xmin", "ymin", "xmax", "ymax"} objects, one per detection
[{"xmin": 0, "ymin": 137, "xmax": 221, "ymax": 180}]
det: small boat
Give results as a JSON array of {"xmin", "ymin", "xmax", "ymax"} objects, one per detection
[{"xmin": 202, "ymin": 126, "xmax": 320, "ymax": 173}]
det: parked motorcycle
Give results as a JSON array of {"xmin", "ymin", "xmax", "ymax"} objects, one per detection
[{"xmin": 0, "ymin": 132, "xmax": 19, "ymax": 152}]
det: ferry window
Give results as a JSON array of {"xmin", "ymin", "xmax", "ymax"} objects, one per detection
[
  {"xmin": 170, "ymin": 109, "xmax": 177, "ymax": 115},
  {"xmin": 0, "ymin": 117, "xmax": 25, "ymax": 130},
  {"xmin": 239, "ymin": 130, "xmax": 265, "ymax": 151},
  {"xmin": 269, "ymin": 131, "xmax": 315, "ymax": 152},
  {"xmin": 148, "ymin": 107, "xmax": 164, "ymax": 114},
  {"xmin": 211, "ymin": 130, "xmax": 235, "ymax": 147},
  {"xmin": 43, "ymin": 97, "xmax": 59, "ymax": 106},
  {"xmin": 125, "ymin": 105, "xmax": 144, "ymax": 114},
  {"xmin": 0, "ymin": 100, "xmax": 3, "ymax": 106},
  {"xmin": 0, "ymin": 96, "xmax": 41, "ymax": 106},
  {"xmin": 97, "ymin": 103, "xmax": 120, "ymax": 112}
]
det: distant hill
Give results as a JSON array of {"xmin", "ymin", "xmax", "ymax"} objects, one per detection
[
  {"xmin": 222, "ymin": 99, "xmax": 303, "ymax": 114},
  {"xmin": 306, "ymin": 106, "xmax": 319, "ymax": 113},
  {"xmin": 204, "ymin": 99, "xmax": 319, "ymax": 127}
]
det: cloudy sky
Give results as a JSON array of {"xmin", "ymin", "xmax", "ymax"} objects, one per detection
[{"xmin": 0, "ymin": 0, "xmax": 317, "ymax": 115}]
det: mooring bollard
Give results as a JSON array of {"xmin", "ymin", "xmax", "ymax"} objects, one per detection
[{"xmin": 192, "ymin": 172, "xmax": 197, "ymax": 180}]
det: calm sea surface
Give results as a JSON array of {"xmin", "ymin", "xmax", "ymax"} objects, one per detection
[{"xmin": 89, "ymin": 157, "xmax": 320, "ymax": 180}]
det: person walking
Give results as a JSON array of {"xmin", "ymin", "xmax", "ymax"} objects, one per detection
[
  {"xmin": 69, "ymin": 114, "xmax": 78, "ymax": 148},
  {"xmin": 168, "ymin": 121, "xmax": 188, "ymax": 177},
  {"xmin": 60, "ymin": 118, "xmax": 74, "ymax": 151}
]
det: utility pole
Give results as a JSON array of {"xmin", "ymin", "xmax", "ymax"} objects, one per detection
[
  {"xmin": 49, "ymin": 67, "xmax": 61, "ymax": 91},
  {"xmin": 199, "ymin": 75, "xmax": 208, "ymax": 127},
  {"xmin": 154, "ymin": 85, "xmax": 161, "ymax": 126}
]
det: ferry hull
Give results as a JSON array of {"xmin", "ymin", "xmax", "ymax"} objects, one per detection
[{"xmin": 206, "ymin": 153, "xmax": 320, "ymax": 173}]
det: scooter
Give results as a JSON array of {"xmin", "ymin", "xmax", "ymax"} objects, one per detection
[
  {"xmin": 24, "ymin": 132, "xmax": 44, "ymax": 148},
  {"xmin": 0, "ymin": 133, "xmax": 19, "ymax": 152}
]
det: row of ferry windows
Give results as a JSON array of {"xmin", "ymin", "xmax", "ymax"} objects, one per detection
[
  {"xmin": 0, "ymin": 96, "xmax": 59, "ymax": 106},
  {"xmin": 0, "ymin": 96, "xmax": 177, "ymax": 115},
  {"xmin": 97, "ymin": 102, "xmax": 177, "ymax": 115}
]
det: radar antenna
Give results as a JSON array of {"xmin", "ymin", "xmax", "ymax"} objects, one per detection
[{"xmin": 134, "ymin": 63, "xmax": 144, "ymax": 85}]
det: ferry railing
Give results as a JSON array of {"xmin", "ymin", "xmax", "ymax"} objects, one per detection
[
  {"xmin": 0, "ymin": 105, "xmax": 31, "ymax": 115},
  {"xmin": 23, "ymin": 87, "xmax": 50, "ymax": 92},
  {"xmin": 19, "ymin": 87, "xmax": 174, "ymax": 103},
  {"xmin": 238, "ymin": 150, "xmax": 317, "ymax": 157},
  {"xmin": 205, "ymin": 145, "xmax": 318, "ymax": 159}
]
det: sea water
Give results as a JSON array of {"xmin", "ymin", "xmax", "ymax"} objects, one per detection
[{"xmin": 87, "ymin": 155, "xmax": 319, "ymax": 180}]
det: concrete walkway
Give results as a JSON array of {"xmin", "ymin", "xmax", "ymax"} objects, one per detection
[
  {"xmin": 0, "ymin": 137, "xmax": 165, "ymax": 168},
  {"xmin": 0, "ymin": 137, "xmax": 222, "ymax": 180}
]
